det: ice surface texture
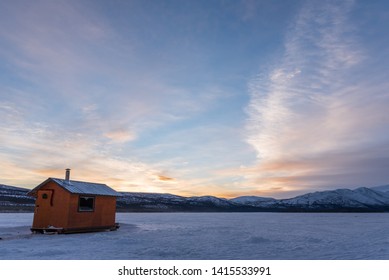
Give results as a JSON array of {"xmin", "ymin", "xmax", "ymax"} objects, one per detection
[{"xmin": 0, "ymin": 212, "xmax": 388, "ymax": 260}]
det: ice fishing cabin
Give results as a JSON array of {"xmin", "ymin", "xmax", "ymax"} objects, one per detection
[{"xmin": 28, "ymin": 169, "xmax": 121, "ymax": 234}]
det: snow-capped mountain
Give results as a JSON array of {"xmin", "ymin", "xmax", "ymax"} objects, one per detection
[
  {"xmin": 117, "ymin": 193, "xmax": 238, "ymax": 211},
  {"xmin": 369, "ymin": 185, "xmax": 389, "ymax": 194},
  {"xmin": 117, "ymin": 192, "xmax": 188, "ymax": 211},
  {"xmin": 230, "ymin": 187, "xmax": 389, "ymax": 211},
  {"xmin": 0, "ymin": 184, "xmax": 35, "ymax": 212},
  {"xmin": 1, "ymin": 183, "xmax": 389, "ymax": 212},
  {"xmin": 117, "ymin": 187, "xmax": 389, "ymax": 212},
  {"xmin": 230, "ymin": 196, "xmax": 276, "ymax": 206},
  {"xmin": 274, "ymin": 187, "xmax": 389, "ymax": 211},
  {"xmin": 187, "ymin": 196, "xmax": 234, "ymax": 207}
]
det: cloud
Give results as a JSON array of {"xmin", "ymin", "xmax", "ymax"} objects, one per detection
[
  {"xmin": 0, "ymin": 96, "xmax": 237, "ymax": 196},
  {"xmin": 157, "ymin": 175, "xmax": 176, "ymax": 182},
  {"xmin": 0, "ymin": 0, "xmax": 231, "ymax": 139},
  {"xmin": 0, "ymin": 108, "xmax": 164, "ymax": 191},
  {"xmin": 104, "ymin": 129, "xmax": 137, "ymax": 143},
  {"xmin": 245, "ymin": 0, "xmax": 389, "ymax": 195},
  {"xmin": 0, "ymin": 0, "xmax": 249, "ymax": 198}
]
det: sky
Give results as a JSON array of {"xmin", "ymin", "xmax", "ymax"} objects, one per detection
[{"xmin": 1, "ymin": 0, "xmax": 389, "ymax": 198}]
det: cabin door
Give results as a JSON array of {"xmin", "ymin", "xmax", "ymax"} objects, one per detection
[{"xmin": 32, "ymin": 190, "xmax": 53, "ymax": 228}]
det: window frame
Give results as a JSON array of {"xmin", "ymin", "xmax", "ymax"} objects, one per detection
[{"xmin": 78, "ymin": 196, "xmax": 95, "ymax": 212}]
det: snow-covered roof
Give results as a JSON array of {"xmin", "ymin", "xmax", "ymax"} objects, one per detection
[{"xmin": 28, "ymin": 178, "xmax": 121, "ymax": 197}]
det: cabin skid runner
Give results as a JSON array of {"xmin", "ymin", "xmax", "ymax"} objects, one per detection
[{"xmin": 31, "ymin": 223, "xmax": 120, "ymax": 234}]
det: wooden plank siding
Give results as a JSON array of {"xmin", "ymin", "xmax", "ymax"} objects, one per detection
[
  {"xmin": 31, "ymin": 181, "xmax": 117, "ymax": 233},
  {"xmin": 67, "ymin": 194, "xmax": 116, "ymax": 229}
]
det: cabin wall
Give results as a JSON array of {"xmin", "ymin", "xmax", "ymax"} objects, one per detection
[
  {"xmin": 32, "ymin": 182, "xmax": 71, "ymax": 229},
  {"xmin": 32, "ymin": 181, "xmax": 117, "ymax": 231},
  {"xmin": 66, "ymin": 195, "xmax": 117, "ymax": 229}
]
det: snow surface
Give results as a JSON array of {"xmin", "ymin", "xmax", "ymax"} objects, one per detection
[{"xmin": 0, "ymin": 212, "xmax": 388, "ymax": 260}]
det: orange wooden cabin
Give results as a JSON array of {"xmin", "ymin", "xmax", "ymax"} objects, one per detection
[{"xmin": 28, "ymin": 169, "xmax": 121, "ymax": 233}]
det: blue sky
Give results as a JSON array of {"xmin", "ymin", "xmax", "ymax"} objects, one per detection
[{"xmin": 1, "ymin": 0, "xmax": 388, "ymax": 198}]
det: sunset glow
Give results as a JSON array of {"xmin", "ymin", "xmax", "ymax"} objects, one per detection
[{"xmin": 1, "ymin": 0, "xmax": 388, "ymax": 198}]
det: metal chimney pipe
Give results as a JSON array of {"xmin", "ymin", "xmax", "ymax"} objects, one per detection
[{"xmin": 65, "ymin": 168, "xmax": 71, "ymax": 181}]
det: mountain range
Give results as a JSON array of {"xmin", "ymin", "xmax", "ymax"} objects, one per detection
[{"xmin": 1, "ymin": 184, "xmax": 389, "ymax": 212}]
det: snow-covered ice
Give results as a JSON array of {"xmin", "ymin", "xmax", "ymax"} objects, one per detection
[{"xmin": 0, "ymin": 212, "xmax": 388, "ymax": 259}]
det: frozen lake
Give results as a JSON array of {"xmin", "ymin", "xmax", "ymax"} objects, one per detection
[{"xmin": 0, "ymin": 212, "xmax": 388, "ymax": 259}]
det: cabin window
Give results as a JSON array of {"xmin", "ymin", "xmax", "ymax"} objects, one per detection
[
  {"xmin": 42, "ymin": 193, "xmax": 48, "ymax": 199},
  {"xmin": 78, "ymin": 196, "xmax": 95, "ymax": 212}
]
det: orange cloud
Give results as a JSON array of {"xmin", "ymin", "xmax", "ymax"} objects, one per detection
[{"xmin": 157, "ymin": 175, "xmax": 175, "ymax": 182}]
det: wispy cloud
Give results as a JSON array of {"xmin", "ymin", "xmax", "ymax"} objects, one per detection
[
  {"xmin": 2, "ymin": 0, "xmax": 387, "ymax": 198},
  {"xmin": 0, "ymin": 111, "xmax": 178, "ymax": 192},
  {"xmin": 245, "ymin": 0, "xmax": 389, "ymax": 196},
  {"xmin": 104, "ymin": 129, "xmax": 137, "ymax": 144},
  {"xmin": 0, "ymin": 0, "xmax": 243, "ymax": 194}
]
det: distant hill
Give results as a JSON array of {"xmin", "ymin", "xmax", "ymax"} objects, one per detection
[
  {"xmin": 117, "ymin": 187, "xmax": 389, "ymax": 212},
  {"xmin": 1, "ymin": 184, "xmax": 389, "ymax": 212},
  {"xmin": 0, "ymin": 184, "xmax": 35, "ymax": 212},
  {"xmin": 116, "ymin": 192, "xmax": 255, "ymax": 212},
  {"xmin": 369, "ymin": 185, "xmax": 389, "ymax": 194},
  {"xmin": 246, "ymin": 187, "xmax": 389, "ymax": 212}
]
